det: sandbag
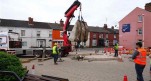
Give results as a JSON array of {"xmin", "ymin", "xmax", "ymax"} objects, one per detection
[
  {"xmin": 80, "ymin": 21, "xmax": 88, "ymax": 42},
  {"xmin": 69, "ymin": 20, "xmax": 89, "ymax": 42},
  {"xmin": 69, "ymin": 20, "xmax": 81, "ymax": 42}
]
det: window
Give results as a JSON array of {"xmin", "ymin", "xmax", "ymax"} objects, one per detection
[
  {"xmin": 49, "ymin": 31, "xmax": 52, "ymax": 38},
  {"xmin": 21, "ymin": 30, "xmax": 25, "ymax": 36},
  {"xmin": 99, "ymin": 34, "xmax": 103, "ymax": 38},
  {"xmin": 106, "ymin": 34, "xmax": 108, "ymax": 38},
  {"xmin": 22, "ymin": 41, "xmax": 27, "ymax": 46},
  {"xmin": 114, "ymin": 34, "xmax": 116, "ymax": 38},
  {"xmin": 138, "ymin": 28, "xmax": 142, "ymax": 35},
  {"xmin": 93, "ymin": 33, "xmax": 96, "ymax": 38},
  {"xmin": 138, "ymin": 15, "xmax": 143, "ymax": 22},
  {"xmin": 60, "ymin": 31, "xmax": 63, "ymax": 37},
  {"xmin": 138, "ymin": 40, "xmax": 142, "ymax": 42},
  {"xmin": 37, "ymin": 31, "xmax": 40, "ymax": 37}
]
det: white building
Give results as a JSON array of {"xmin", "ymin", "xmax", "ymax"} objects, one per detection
[{"xmin": 0, "ymin": 18, "xmax": 52, "ymax": 49}]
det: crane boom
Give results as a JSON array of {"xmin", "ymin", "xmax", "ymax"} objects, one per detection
[{"xmin": 62, "ymin": 0, "xmax": 81, "ymax": 56}]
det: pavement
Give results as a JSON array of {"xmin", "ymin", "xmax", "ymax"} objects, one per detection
[{"xmin": 23, "ymin": 50, "xmax": 150, "ymax": 81}]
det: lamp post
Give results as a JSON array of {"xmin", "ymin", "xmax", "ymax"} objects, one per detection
[{"xmin": 142, "ymin": 14, "xmax": 145, "ymax": 48}]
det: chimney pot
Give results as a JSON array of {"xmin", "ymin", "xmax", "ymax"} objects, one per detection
[
  {"xmin": 111, "ymin": 26, "xmax": 114, "ymax": 30},
  {"xmin": 145, "ymin": 2, "xmax": 151, "ymax": 12},
  {"xmin": 104, "ymin": 24, "xmax": 108, "ymax": 29},
  {"xmin": 60, "ymin": 19, "xmax": 64, "ymax": 27},
  {"xmin": 28, "ymin": 17, "xmax": 34, "ymax": 25}
]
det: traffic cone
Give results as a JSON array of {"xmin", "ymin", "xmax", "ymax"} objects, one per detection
[
  {"xmin": 31, "ymin": 64, "xmax": 35, "ymax": 74},
  {"xmin": 123, "ymin": 75, "xmax": 128, "ymax": 81}
]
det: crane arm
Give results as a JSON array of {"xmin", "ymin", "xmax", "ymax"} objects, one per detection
[{"xmin": 63, "ymin": 0, "xmax": 81, "ymax": 46}]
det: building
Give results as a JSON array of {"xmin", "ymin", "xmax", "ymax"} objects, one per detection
[
  {"xmin": 88, "ymin": 24, "xmax": 119, "ymax": 47},
  {"xmin": 0, "ymin": 18, "xmax": 119, "ymax": 48},
  {"xmin": 119, "ymin": 2, "xmax": 151, "ymax": 49},
  {"xmin": 0, "ymin": 18, "xmax": 52, "ymax": 49},
  {"xmin": 50, "ymin": 19, "xmax": 74, "ymax": 47}
]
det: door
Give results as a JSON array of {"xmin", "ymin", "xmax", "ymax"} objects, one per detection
[
  {"xmin": 92, "ymin": 39, "xmax": 97, "ymax": 46},
  {"xmin": 37, "ymin": 39, "xmax": 46, "ymax": 47},
  {"xmin": 105, "ymin": 40, "xmax": 109, "ymax": 47}
]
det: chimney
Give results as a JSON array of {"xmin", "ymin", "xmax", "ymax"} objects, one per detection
[
  {"xmin": 28, "ymin": 17, "xmax": 34, "ymax": 25},
  {"xmin": 60, "ymin": 19, "xmax": 64, "ymax": 27},
  {"xmin": 104, "ymin": 24, "xmax": 108, "ymax": 29},
  {"xmin": 145, "ymin": 2, "xmax": 151, "ymax": 12},
  {"xmin": 111, "ymin": 26, "xmax": 114, "ymax": 30}
]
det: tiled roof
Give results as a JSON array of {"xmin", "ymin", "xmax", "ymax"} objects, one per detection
[
  {"xmin": 106, "ymin": 28, "xmax": 119, "ymax": 34},
  {"xmin": 49, "ymin": 23, "xmax": 74, "ymax": 31},
  {"xmin": 0, "ymin": 18, "xmax": 51, "ymax": 29},
  {"xmin": 0, "ymin": 18, "xmax": 119, "ymax": 33},
  {"xmin": 49, "ymin": 23, "xmax": 62, "ymax": 30},
  {"xmin": 88, "ymin": 26, "xmax": 116, "ymax": 33}
]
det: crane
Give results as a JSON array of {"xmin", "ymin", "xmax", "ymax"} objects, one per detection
[{"xmin": 61, "ymin": 0, "xmax": 81, "ymax": 56}]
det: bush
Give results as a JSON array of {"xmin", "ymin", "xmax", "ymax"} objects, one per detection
[{"xmin": 0, "ymin": 52, "xmax": 26, "ymax": 81}]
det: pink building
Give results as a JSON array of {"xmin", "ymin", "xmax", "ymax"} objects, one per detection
[{"xmin": 119, "ymin": 3, "xmax": 151, "ymax": 49}]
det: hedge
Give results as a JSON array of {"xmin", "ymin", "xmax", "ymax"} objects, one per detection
[{"xmin": 0, "ymin": 52, "xmax": 26, "ymax": 81}]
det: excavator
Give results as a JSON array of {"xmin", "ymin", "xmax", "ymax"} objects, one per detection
[{"xmin": 61, "ymin": 0, "xmax": 82, "ymax": 56}]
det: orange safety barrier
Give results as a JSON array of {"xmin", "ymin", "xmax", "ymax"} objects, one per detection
[{"xmin": 103, "ymin": 47, "xmax": 115, "ymax": 55}]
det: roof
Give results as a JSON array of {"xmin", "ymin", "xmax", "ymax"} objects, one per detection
[
  {"xmin": 0, "ymin": 18, "xmax": 51, "ymax": 29},
  {"xmin": 0, "ymin": 18, "xmax": 118, "ymax": 33},
  {"xmin": 49, "ymin": 23, "xmax": 74, "ymax": 31},
  {"xmin": 88, "ymin": 26, "xmax": 118, "ymax": 34},
  {"xmin": 106, "ymin": 28, "xmax": 119, "ymax": 34},
  {"xmin": 49, "ymin": 23, "xmax": 62, "ymax": 30}
]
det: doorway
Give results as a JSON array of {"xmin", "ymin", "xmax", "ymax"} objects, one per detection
[{"xmin": 37, "ymin": 39, "xmax": 46, "ymax": 47}]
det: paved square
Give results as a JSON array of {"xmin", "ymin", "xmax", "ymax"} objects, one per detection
[{"xmin": 23, "ymin": 55, "xmax": 150, "ymax": 81}]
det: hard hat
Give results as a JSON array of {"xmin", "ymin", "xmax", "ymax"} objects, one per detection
[{"xmin": 54, "ymin": 43, "xmax": 57, "ymax": 46}]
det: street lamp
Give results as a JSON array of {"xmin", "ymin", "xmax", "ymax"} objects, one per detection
[{"xmin": 142, "ymin": 14, "xmax": 145, "ymax": 48}]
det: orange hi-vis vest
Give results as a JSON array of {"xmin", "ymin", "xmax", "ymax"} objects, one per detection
[{"xmin": 134, "ymin": 48, "xmax": 147, "ymax": 65}]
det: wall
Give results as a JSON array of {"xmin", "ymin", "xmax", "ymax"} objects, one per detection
[
  {"xmin": 52, "ymin": 29, "xmax": 63, "ymax": 46},
  {"xmin": 0, "ymin": 26, "xmax": 52, "ymax": 49},
  {"xmin": 119, "ymin": 7, "xmax": 151, "ymax": 49}
]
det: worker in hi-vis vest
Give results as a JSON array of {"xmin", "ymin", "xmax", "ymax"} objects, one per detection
[
  {"xmin": 52, "ymin": 43, "xmax": 59, "ymax": 65},
  {"xmin": 131, "ymin": 42, "xmax": 146, "ymax": 81},
  {"xmin": 114, "ymin": 43, "xmax": 119, "ymax": 57}
]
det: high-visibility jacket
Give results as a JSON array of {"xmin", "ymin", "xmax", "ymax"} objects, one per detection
[
  {"xmin": 52, "ymin": 46, "xmax": 58, "ymax": 54},
  {"xmin": 114, "ymin": 45, "xmax": 118, "ymax": 50},
  {"xmin": 134, "ymin": 48, "xmax": 147, "ymax": 65}
]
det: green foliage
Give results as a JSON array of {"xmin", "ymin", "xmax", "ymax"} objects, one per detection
[{"xmin": 0, "ymin": 52, "xmax": 26, "ymax": 81}]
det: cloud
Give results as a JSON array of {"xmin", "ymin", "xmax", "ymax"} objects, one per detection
[{"xmin": 0, "ymin": 0, "xmax": 150, "ymax": 27}]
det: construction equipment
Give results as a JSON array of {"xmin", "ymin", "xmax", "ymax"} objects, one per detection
[
  {"xmin": 0, "ymin": 31, "xmax": 22, "ymax": 54},
  {"xmin": 61, "ymin": 0, "xmax": 81, "ymax": 56}
]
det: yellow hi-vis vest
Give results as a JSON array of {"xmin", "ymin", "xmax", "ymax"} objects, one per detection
[{"xmin": 52, "ymin": 46, "xmax": 57, "ymax": 54}]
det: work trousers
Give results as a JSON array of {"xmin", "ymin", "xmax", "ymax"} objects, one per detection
[
  {"xmin": 53, "ymin": 54, "xmax": 58, "ymax": 63},
  {"xmin": 135, "ymin": 64, "xmax": 145, "ymax": 81},
  {"xmin": 114, "ymin": 50, "xmax": 118, "ymax": 57}
]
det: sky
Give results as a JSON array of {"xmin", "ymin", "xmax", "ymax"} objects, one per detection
[{"xmin": 0, "ymin": 0, "xmax": 150, "ymax": 28}]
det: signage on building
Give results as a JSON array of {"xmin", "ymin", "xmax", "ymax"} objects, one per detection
[{"xmin": 122, "ymin": 24, "xmax": 130, "ymax": 32}]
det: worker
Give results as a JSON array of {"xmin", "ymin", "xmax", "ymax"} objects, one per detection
[
  {"xmin": 131, "ymin": 42, "xmax": 146, "ymax": 81},
  {"xmin": 57, "ymin": 43, "xmax": 63, "ymax": 62},
  {"xmin": 114, "ymin": 43, "xmax": 119, "ymax": 57},
  {"xmin": 52, "ymin": 43, "xmax": 59, "ymax": 65}
]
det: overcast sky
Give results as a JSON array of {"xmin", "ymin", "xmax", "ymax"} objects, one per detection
[{"xmin": 0, "ymin": 0, "xmax": 150, "ymax": 28}]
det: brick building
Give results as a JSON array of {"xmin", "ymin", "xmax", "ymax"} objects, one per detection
[
  {"xmin": 88, "ymin": 24, "xmax": 119, "ymax": 47},
  {"xmin": 119, "ymin": 2, "xmax": 151, "ymax": 49}
]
